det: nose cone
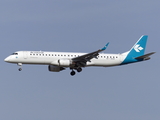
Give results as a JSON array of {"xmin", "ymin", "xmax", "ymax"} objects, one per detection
[{"xmin": 4, "ymin": 57, "xmax": 10, "ymax": 62}]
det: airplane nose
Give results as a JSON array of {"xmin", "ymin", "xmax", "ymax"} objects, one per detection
[{"xmin": 4, "ymin": 57, "xmax": 10, "ymax": 62}]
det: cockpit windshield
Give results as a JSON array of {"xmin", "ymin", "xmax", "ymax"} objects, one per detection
[{"xmin": 11, "ymin": 53, "xmax": 18, "ymax": 55}]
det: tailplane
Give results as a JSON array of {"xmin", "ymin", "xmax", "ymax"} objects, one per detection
[{"xmin": 135, "ymin": 52, "xmax": 155, "ymax": 60}]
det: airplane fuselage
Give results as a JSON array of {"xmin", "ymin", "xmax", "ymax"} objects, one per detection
[
  {"xmin": 4, "ymin": 35, "xmax": 155, "ymax": 76},
  {"xmin": 5, "ymin": 51, "xmax": 124, "ymax": 67}
]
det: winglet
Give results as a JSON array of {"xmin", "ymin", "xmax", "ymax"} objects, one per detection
[{"xmin": 101, "ymin": 42, "xmax": 109, "ymax": 51}]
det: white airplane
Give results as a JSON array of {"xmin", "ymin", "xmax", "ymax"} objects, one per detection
[{"xmin": 4, "ymin": 35, "xmax": 155, "ymax": 76}]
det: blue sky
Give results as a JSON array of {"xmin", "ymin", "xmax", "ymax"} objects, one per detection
[{"xmin": 1, "ymin": 0, "xmax": 159, "ymax": 120}]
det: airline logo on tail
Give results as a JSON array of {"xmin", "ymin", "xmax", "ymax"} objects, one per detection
[{"xmin": 134, "ymin": 44, "xmax": 144, "ymax": 52}]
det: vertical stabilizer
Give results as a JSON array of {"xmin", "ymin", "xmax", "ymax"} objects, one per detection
[{"xmin": 121, "ymin": 35, "xmax": 148, "ymax": 64}]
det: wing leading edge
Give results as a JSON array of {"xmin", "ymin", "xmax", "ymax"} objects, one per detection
[{"xmin": 72, "ymin": 43, "xmax": 109, "ymax": 64}]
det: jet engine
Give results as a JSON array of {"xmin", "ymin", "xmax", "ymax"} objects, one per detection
[
  {"xmin": 58, "ymin": 59, "xmax": 72, "ymax": 67},
  {"xmin": 48, "ymin": 65, "xmax": 65, "ymax": 72}
]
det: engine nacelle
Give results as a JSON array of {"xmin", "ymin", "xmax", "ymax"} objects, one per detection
[
  {"xmin": 48, "ymin": 65, "xmax": 65, "ymax": 72},
  {"xmin": 58, "ymin": 59, "xmax": 72, "ymax": 67}
]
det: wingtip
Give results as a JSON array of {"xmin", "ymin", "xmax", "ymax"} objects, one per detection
[
  {"xmin": 101, "ymin": 42, "xmax": 109, "ymax": 50},
  {"xmin": 106, "ymin": 42, "xmax": 109, "ymax": 46}
]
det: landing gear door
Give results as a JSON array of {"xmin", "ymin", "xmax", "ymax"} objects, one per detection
[{"xmin": 23, "ymin": 51, "xmax": 28, "ymax": 59}]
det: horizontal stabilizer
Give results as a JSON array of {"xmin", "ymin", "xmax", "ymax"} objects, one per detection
[{"xmin": 135, "ymin": 52, "xmax": 155, "ymax": 60}]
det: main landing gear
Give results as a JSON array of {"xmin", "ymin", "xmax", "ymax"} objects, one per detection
[
  {"xmin": 70, "ymin": 70, "xmax": 76, "ymax": 76},
  {"xmin": 17, "ymin": 63, "xmax": 22, "ymax": 71},
  {"xmin": 77, "ymin": 67, "xmax": 82, "ymax": 72},
  {"xmin": 70, "ymin": 67, "xmax": 82, "ymax": 76}
]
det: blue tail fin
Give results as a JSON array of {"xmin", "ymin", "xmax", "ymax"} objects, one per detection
[
  {"xmin": 121, "ymin": 35, "xmax": 148, "ymax": 64},
  {"xmin": 128, "ymin": 35, "xmax": 148, "ymax": 57}
]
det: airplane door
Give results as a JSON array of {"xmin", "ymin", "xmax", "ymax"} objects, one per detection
[
  {"xmin": 120, "ymin": 54, "xmax": 124, "ymax": 62},
  {"xmin": 120, "ymin": 54, "xmax": 125, "ymax": 62},
  {"xmin": 23, "ymin": 51, "xmax": 28, "ymax": 59}
]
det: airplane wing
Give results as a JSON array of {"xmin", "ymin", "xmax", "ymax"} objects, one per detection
[{"xmin": 72, "ymin": 43, "xmax": 109, "ymax": 66}]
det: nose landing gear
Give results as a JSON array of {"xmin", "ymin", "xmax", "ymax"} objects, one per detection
[
  {"xmin": 18, "ymin": 68, "xmax": 22, "ymax": 71},
  {"xmin": 17, "ymin": 63, "xmax": 22, "ymax": 71}
]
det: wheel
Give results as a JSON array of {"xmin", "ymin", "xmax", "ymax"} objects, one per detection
[
  {"xmin": 18, "ymin": 68, "xmax": 22, "ymax": 71},
  {"xmin": 77, "ymin": 67, "xmax": 82, "ymax": 72},
  {"xmin": 70, "ymin": 70, "xmax": 76, "ymax": 76}
]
